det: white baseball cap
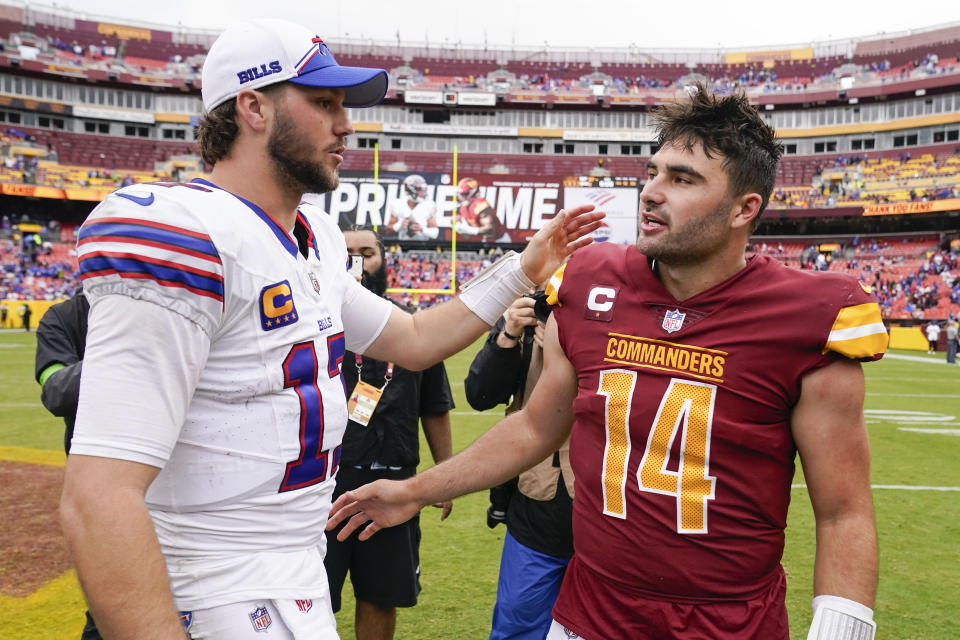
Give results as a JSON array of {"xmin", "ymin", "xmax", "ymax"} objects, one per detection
[{"xmin": 201, "ymin": 19, "xmax": 388, "ymax": 111}]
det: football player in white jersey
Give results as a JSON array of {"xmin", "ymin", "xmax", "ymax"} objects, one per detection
[
  {"xmin": 387, "ymin": 174, "xmax": 439, "ymax": 240},
  {"xmin": 59, "ymin": 19, "xmax": 604, "ymax": 640}
]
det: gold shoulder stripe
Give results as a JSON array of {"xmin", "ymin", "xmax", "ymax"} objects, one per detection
[
  {"xmin": 544, "ymin": 262, "xmax": 567, "ymax": 307},
  {"xmin": 823, "ymin": 302, "xmax": 889, "ymax": 359}
]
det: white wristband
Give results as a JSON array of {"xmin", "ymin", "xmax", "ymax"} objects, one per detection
[
  {"xmin": 458, "ymin": 251, "xmax": 536, "ymax": 326},
  {"xmin": 807, "ymin": 595, "xmax": 875, "ymax": 640}
]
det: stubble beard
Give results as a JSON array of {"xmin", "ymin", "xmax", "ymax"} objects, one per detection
[
  {"xmin": 635, "ymin": 197, "xmax": 733, "ymax": 266},
  {"xmin": 267, "ymin": 108, "xmax": 339, "ymax": 196}
]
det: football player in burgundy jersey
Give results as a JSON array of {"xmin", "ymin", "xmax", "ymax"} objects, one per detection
[{"xmin": 329, "ymin": 84, "xmax": 887, "ymax": 640}]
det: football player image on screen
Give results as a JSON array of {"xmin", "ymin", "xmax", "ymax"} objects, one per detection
[
  {"xmin": 58, "ymin": 17, "xmax": 604, "ymax": 640},
  {"xmin": 387, "ymin": 174, "xmax": 439, "ymax": 240},
  {"xmin": 328, "ymin": 85, "xmax": 887, "ymax": 640},
  {"xmin": 454, "ymin": 177, "xmax": 511, "ymax": 243}
]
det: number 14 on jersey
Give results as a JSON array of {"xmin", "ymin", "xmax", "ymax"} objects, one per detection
[{"xmin": 598, "ymin": 370, "xmax": 717, "ymax": 534}]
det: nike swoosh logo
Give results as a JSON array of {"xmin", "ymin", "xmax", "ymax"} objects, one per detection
[{"xmin": 116, "ymin": 192, "xmax": 155, "ymax": 207}]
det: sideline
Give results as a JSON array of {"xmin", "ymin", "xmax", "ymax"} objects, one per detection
[{"xmin": 0, "ymin": 446, "xmax": 65, "ymax": 467}]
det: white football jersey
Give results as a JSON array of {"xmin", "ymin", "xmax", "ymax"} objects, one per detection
[
  {"xmin": 387, "ymin": 197, "xmax": 439, "ymax": 240},
  {"xmin": 72, "ymin": 179, "xmax": 393, "ymax": 610}
]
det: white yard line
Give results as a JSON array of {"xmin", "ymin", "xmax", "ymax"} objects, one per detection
[
  {"xmin": 793, "ymin": 484, "xmax": 960, "ymax": 492},
  {"xmin": 882, "ymin": 353, "xmax": 959, "ymax": 366}
]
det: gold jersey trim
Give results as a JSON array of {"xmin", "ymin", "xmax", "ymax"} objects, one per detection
[{"xmin": 544, "ymin": 262, "xmax": 566, "ymax": 306}]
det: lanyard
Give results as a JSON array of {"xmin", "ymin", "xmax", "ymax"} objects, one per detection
[{"xmin": 355, "ymin": 353, "xmax": 394, "ymax": 391}]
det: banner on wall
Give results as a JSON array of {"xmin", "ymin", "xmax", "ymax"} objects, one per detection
[
  {"xmin": 305, "ymin": 171, "xmax": 568, "ymax": 243},
  {"xmin": 562, "ymin": 175, "xmax": 640, "ymax": 245}
]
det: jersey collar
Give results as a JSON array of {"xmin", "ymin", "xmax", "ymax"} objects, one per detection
[{"xmin": 192, "ymin": 179, "xmax": 316, "ymax": 260}]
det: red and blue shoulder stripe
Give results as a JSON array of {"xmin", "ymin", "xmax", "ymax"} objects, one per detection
[{"xmin": 78, "ymin": 217, "xmax": 224, "ymax": 303}]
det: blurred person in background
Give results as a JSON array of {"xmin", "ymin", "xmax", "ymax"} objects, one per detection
[{"xmin": 325, "ymin": 227, "xmax": 455, "ymax": 640}]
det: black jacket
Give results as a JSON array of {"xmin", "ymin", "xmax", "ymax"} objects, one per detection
[
  {"xmin": 34, "ymin": 292, "xmax": 89, "ymax": 454},
  {"xmin": 464, "ymin": 317, "xmax": 573, "ymax": 558},
  {"xmin": 464, "ymin": 316, "xmax": 534, "ymax": 411}
]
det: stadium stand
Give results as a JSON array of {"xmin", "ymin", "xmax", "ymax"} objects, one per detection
[{"xmin": 0, "ymin": 2, "xmax": 957, "ymax": 324}]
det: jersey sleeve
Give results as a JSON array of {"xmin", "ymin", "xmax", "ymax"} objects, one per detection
[
  {"xmin": 76, "ymin": 186, "xmax": 225, "ymax": 338},
  {"xmin": 71, "ymin": 295, "xmax": 211, "ymax": 467},
  {"xmin": 341, "ymin": 275, "xmax": 394, "ymax": 352},
  {"xmin": 822, "ymin": 280, "xmax": 889, "ymax": 361}
]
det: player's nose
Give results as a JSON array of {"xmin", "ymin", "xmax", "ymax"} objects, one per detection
[{"xmin": 640, "ymin": 177, "xmax": 665, "ymax": 207}]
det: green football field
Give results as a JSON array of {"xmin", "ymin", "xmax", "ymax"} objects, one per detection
[{"xmin": 1, "ymin": 328, "xmax": 958, "ymax": 639}]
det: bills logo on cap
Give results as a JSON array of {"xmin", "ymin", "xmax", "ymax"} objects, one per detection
[
  {"xmin": 295, "ymin": 36, "xmax": 329, "ymax": 74},
  {"xmin": 250, "ymin": 605, "xmax": 272, "ymax": 632},
  {"xmin": 662, "ymin": 308, "xmax": 686, "ymax": 333},
  {"xmin": 237, "ymin": 61, "xmax": 283, "ymax": 85}
]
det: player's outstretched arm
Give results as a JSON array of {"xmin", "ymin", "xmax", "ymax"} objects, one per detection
[
  {"xmin": 363, "ymin": 204, "xmax": 603, "ymax": 370},
  {"xmin": 793, "ymin": 359, "xmax": 878, "ymax": 639},
  {"xmin": 327, "ymin": 314, "xmax": 577, "ymax": 540},
  {"xmin": 61, "ymin": 455, "xmax": 184, "ymax": 639}
]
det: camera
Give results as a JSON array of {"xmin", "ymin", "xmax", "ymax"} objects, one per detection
[{"xmin": 524, "ymin": 291, "xmax": 554, "ymax": 323}]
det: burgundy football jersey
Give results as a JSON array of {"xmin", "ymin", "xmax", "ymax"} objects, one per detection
[{"xmin": 546, "ymin": 244, "xmax": 887, "ymax": 636}]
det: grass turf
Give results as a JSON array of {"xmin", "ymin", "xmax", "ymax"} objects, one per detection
[{"xmin": 1, "ymin": 328, "xmax": 958, "ymax": 639}]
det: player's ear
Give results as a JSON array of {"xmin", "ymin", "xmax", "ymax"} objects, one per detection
[
  {"xmin": 730, "ymin": 192, "xmax": 763, "ymax": 231},
  {"xmin": 234, "ymin": 88, "xmax": 272, "ymax": 134}
]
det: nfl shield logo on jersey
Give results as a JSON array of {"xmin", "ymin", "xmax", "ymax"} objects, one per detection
[
  {"xmin": 179, "ymin": 611, "xmax": 192, "ymax": 630},
  {"xmin": 249, "ymin": 605, "xmax": 272, "ymax": 632},
  {"xmin": 295, "ymin": 599, "xmax": 313, "ymax": 613},
  {"xmin": 662, "ymin": 308, "xmax": 686, "ymax": 333}
]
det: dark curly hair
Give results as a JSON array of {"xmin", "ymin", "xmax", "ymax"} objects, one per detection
[
  {"xmin": 653, "ymin": 83, "xmax": 782, "ymax": 232},
  {"xmin": 194, "ymin": 84, "xmax": 286, "ymax": 166},
  {"xmin": 194, "ymin": 100, "xmax": 238, "ymax": 166}
]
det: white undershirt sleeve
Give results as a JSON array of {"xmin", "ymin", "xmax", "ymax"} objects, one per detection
[
  {"xmin": 339, "ymin": 272, "xmax": 394, "ymax": 353},
  {"xmin": 70, "ymin": 295, "xmax": 212, "ymax": 468}
]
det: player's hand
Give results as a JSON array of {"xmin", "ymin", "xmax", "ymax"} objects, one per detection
[
  {"xmin": 326, "ymin": 479, "xmax": 422, "ymax": 541},
  {"xmin": 503, "ymin": 295, "xmax": 538, "ymax": 337},
  {"xmin": 408, "ymin": 221, "xmax": 423, "ymax": 233},
  {"xmin": 533, "ymin": 320, "xmax": 545, "ymax": 348},
  {"xmin": 520, "ymin": 204, "xmax": 604, "ymax": 284},
  {"xmin": 431, "ymin": 500, "xmax": 453, "ymax": 521}
]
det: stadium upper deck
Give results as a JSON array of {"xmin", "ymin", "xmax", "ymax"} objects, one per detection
[{"xmin": 0, "ymin": 2, "xmax": 958, "ymax": 105}]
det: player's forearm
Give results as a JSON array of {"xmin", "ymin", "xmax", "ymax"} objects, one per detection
[
  {"xmin": 409, "ymin": 408, "xmax": 566, "ymax": 506},
  {"xmin": 422, "ymin": 413, "xmax": 453, "ymax": 465},
  {"xmin": 370, "ymin": 299, "xmax": 490, "ymax": 371},
  {"xmin": 813, "ymin": 510, "xmax": 878, "ymax": 607},
  {"xmin": 61, "ymin": 464, "xmax": 184, "ymax": 639}
]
